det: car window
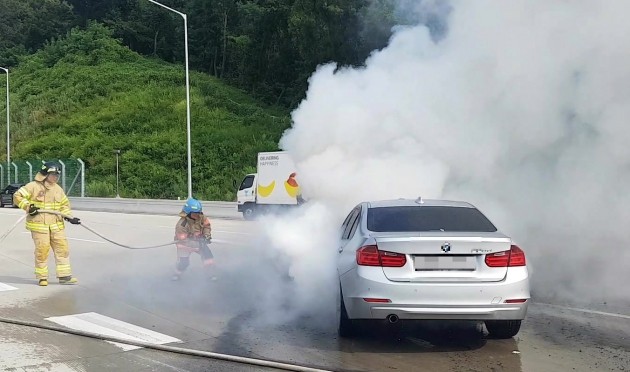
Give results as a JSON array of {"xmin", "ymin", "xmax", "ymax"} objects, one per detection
[
  {"xmin": 342, "ymin": 207, "xmax": 361, "ymax": 240},
  {"xmin": 346, "ymin": 207, "xmax": 362, "ymax": 240},
  {"xmin": 367, "ymin": 206, "xmax": 497, "ymax": 232},
  {"xmin": 239, "ymin": 176, "xmax": 255, "ymax": 190},
  {"xmin": 4, "ymin": 186, "xmax": 15, "ymax": 194},
  {"xmin": 340, "ymin": 209, "xmax": 355, "ymax": 231}
]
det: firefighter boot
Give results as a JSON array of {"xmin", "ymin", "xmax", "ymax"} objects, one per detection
[
  {"xmin": 59, "ymin": 276, "xmax": 78, "ymax": 285},
  {"xmin": 38, "ymin": 279, "xmax": 48, "ymax": 286}
]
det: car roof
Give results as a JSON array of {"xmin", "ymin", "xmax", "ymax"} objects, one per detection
[{"xmin": 366, "ymin": 198, "xmax": 475, "ymax": 209}]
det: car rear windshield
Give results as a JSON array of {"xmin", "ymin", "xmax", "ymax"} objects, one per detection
[{"xmin": 367, "ymin": 206, "xmax": 497, "ymax": 232}]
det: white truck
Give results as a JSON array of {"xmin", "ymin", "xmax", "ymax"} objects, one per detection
[{"xmin": 235, "ymin": 151, "xmax": 303, "ymax": 220}]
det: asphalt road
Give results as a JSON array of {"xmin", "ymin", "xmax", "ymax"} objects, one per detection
[{"xmin": 0, "ymin": 205, "xmax": 628, "ymax": 371}]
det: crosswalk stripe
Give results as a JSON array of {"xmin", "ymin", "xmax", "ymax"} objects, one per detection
[
  {"xmin": 45, "ymin": 312, "xmax": 181, "ymax": 351},
  {"xmin": 20, "ymin": 232, "xmax": 105, "ymax": 244},
  {"xmin": 0, "ymin": 282, "xmax": 18, "ymax": 292}
]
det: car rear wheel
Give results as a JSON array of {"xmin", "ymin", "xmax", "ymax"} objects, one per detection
[
  {"xmin": 338, "ymin": 292, "xmax": 355, "ymax": 338},
  {"xmin": 485, "ymin": 320, "xmax": 522, "ymax": 339}
]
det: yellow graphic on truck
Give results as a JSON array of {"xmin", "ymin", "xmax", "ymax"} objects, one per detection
[
  {"xmin": 284, "ymin": 173, "xmax": 300, "ymax": 198},
  {"xmin": 257, "ymin": 181, "xmax": 276, "ymax": 198}
]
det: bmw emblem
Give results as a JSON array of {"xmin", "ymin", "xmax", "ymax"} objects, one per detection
[{"xmin": 441, "ymin": 242, "xmax": 451, "ymax": 253}]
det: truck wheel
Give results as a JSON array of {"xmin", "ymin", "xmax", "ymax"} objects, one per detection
[
  {"xmin": 485, "ymin": 320, "xmax": 522, "ymax": 339},
  {"xmin": 242, "ymin": 206, "xmax": 256, "ymax": 220}
]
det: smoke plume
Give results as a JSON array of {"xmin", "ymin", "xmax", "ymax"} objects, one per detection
[{"xmin": 259, "ymin": 0, "xmax": 630, "ymax": 318}]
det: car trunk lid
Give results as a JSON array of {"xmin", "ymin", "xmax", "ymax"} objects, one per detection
[{"xmin": 372, "ymin": 232, "xmax": 511, "ymax": 283}]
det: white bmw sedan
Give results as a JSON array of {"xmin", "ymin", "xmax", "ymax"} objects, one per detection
[{"xmin": 337, "ymin": 198, "xmax": 530, "ymax": 339}]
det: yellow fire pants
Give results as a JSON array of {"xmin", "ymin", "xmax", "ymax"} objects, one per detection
[{"xmin": 32, "ymin": 230, "xmax": 72, "ymax": 279}]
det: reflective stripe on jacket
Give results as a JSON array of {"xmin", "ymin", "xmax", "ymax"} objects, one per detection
[
  {"xmin": 13, "ymin": 181, "xmax": 72, "ymax": 232},
  {"xmin": 175, "ymin": 213, "xmax": 211, "ymax": 250}
]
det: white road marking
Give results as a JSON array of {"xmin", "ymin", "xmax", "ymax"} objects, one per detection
[
  {"xmin": 45, "ymin": 312, "xmax": 181, "ymax": 351},
  {"xmin": 18, "ymin": 232, "xmax": 243, "ymax": 246},
  {"xmin": 210, "ymin": 230, "xmax": 252, "ymax": 235},
  {"xmin": 20, "ymin": 232, "xmax": 104, "ymax": 244},
  {"xmin": 74, "ymin": 221, "xmax": 253, "ymax": 235},
  {"xmin": 0, "ymin": 282, "xmax": 18, "ymax": 292},
  {"xmin": 211, "ymin": 239, "xmax": 241, "ymax": 245},
  {"xmin": 0, "ymin": 211, "xmax": 23, "ymax": 216},
  {"xmin": 66, "ymin": 237, "xmax": 106, "ymax": 244},
  {"xmin": 536, "ymin": 302, "xmax": 630, "ymax": 320},
  {"xmin": 155, "ymin": 225, "xmax": 252, "ymax": 235}
]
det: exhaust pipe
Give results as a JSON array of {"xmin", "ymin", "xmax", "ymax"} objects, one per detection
[{"xmin": 387, "ymin": 314, "xmax": 399, "ymax": 324}]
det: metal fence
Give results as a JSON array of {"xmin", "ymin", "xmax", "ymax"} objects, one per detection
[{"xmin": 0, "ymin": 158, "xmax": 85, "ymax": 197}]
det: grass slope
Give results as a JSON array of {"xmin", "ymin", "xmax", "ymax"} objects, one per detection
[{"xmin": 3, "ymin": 24, "xmax": 290, "ymax": 200}]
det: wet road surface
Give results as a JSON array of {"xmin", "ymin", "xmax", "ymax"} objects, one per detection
[{"xmin": 0, "ymin": 208, "xmax": 628, "ymax": 371}]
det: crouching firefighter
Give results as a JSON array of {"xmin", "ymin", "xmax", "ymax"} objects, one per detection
[
  {"xmin": 172, "ymin": 198, "xmax": 214, "ymax": 281},
  {"xmin": 13, "ymin": 162, "xmax": 81, "ymax": 286}
]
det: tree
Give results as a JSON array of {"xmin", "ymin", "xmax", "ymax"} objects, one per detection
[
  {"xmin": 3, "ymin": 0, "xmax": 395, "ymax": 107},
  {"xmin": 0, "ymin": 0, "xmax": 76, "ymax": 66}
]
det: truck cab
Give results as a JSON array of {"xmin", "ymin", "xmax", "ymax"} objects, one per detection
[{"xmin": 237, "ymin": 173, "xmax": 257, "ymax": 220}]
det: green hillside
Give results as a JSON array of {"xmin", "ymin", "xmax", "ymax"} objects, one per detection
[{"xmin": 3, "ymin": 24, "xmax": 290, "ymax": 200}]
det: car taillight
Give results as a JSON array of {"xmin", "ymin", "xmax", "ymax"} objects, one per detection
[
  {"xmin": 380, "ymin": 251, "xmax": 407, "ymax": 267},
  {"xmin": 485, "ymin": 251, "xmax": 509, "ymax": 267},
  {"xmin": 356, "ymin": 245, "xmax": 406, "ymax": 267},
  {"xmin": 356, "ymin": 246, "xmax": 380, "ymax": 266},
  {"xmin": 485, "ymin": 245, "xmax": 526, "ymax": 267},
  {"xmin": 508, "ymin": 245, "xmax": 526, "ymax": 266}
]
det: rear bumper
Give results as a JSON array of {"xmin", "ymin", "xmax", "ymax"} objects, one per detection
[
  {"xmin": 340, "ymin": 266, "xmax": 530, "ymax": 321},
  {"xmin": 1, "ymin": 195, "xmax": 14, "ymax": 205},
  {"xmin": 367, "ymin": 303, "xmax": 528, "ymax": 320}
]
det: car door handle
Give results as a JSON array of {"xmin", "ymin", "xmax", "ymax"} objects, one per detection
[{"xmin": 338, "ymin": 246, "xmax": 343, "ymax": 253}]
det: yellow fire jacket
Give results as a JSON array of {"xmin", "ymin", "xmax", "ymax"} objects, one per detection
[
  {"xmin": 13, "ymin": 178, "xmax": 73, "ymax": 233},
  {"xmin": 175, "ymin": 212, "xmax": 212, "ymax": 251}
]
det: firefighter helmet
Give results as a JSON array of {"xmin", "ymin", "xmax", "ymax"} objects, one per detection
[
  {"xmin": 39, "ymin": 161, "xmax": 61, "ymax": 175},
  {"xmin": 182, "ymin": 198, "xmax": 203, "ymax": 214}
]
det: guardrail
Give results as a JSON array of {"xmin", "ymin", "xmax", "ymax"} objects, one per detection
[{"xmin": 68, "ymin": 197, "xmax": 241, "ymax": 219}]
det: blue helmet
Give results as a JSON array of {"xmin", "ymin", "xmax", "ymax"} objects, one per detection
[{"xmin": 182, "ymin": 198, "xmax": 203, "ymax": 214}]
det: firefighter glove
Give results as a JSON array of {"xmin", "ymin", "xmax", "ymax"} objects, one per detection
[
  {"xmin": 28, "ymin": 204, "xmax": 39, "ymax": 216},
  {"xmin": 64, "ymin": 217, "xmax": 81, "ymax": 225}
]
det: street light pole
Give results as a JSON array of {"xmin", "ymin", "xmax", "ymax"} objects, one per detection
[
  {"xmin": 114, "ymin": 149, "xmax": 121, "ymax": 198},
  {"xmin": 0, "ymin": 67, "xmax": 9, "ymax": 186},
  {"xmin": 147, "ymin": 0, "xmax": 192, "ymax": 199}
]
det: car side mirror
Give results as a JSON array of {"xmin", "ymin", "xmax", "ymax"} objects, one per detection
[{"xmin": 233, "ymin": 180, "xmax": 238, "ymax": 189}]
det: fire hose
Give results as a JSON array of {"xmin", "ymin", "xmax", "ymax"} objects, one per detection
[
  {"xmin": 0, "ymin": 209, "xmax": 178, "ymax": 249},
  {"xmin": 0, "ymin": 315, "xmax": 335, "ymax": 372},
  {"xmin": 0, "ymin": 210, "xmax": 337, "ymax": 372},
  {"xmin": 0, "ymin": 213, "xmax": 26, "ymax": 246},
  {"xmin": 0, "ymin": 316, "xmax": 335, "ymax": 372}
]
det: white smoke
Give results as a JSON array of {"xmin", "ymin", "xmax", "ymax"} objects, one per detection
[
  {"xmin": 259, "ymin": 0, "xmax": 630, "ymax": 317},
  {"xmin": 251, "ymin": 203, "xmax": 340, "ymax": 325}
]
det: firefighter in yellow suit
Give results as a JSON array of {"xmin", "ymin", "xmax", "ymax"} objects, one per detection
[
  {"xmin": 172, "ymin": 198, "xmax": 214, "ymax": 281},
  {"xmin": 13, "ymin": 162, "xmax": 81, "ymax": 286}
]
